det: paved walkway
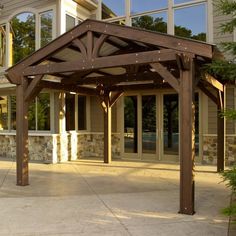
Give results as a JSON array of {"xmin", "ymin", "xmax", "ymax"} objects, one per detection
[{"xmin": 0, "ymin": 159, "xmax": 230, "ymax": 236}]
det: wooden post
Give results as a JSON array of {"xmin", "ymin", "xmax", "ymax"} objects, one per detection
[
  {"xmin": 16, "ymin": 77, "xmax": 29, "ymax": 186},
  {"xmin": 178, "ymin": 55, "xmax": 195, "ymax": 215},
  {"xmin": 217, "ymin": 91, "xmax": 225, "ymax": 172},
  {"xmin": 104, "ymin": 99, "xmax": 111, "ymax": 164}
]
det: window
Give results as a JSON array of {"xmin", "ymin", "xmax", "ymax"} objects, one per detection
[
  {"xmin": 174, "ymin": 4, "xmax": 206, "ymax": 41},
  {"xmin": 102, "ymin": 0, "xmax": 125, "ymax": 19},
  {"xmin": 66, "ymin": 14, "xmax": 76, "ymax": 31},
  {"xmin": 66, "ymin": 93, "xmax": 75, "ymax": 131},
  {"xmin": 10, "ymin": 12, "xmax": 36, "ymax": 65},
  {"xmin": 0, "ymin": 96, "xmax": 8, "ymax": 130},
  {"xmin": 0, "ymin": 25, "xmax": 6, "ymax": 67},
  {"xmin": 132, "ymin": 12, "xmax": 167, "ymax": 33},
  {"xmin": 10, "ymin": 93, "xmax": 50, "ymax": 131},
  {"xmin": 40, "ymin": 11, "xmax": 53, "ymax": 47},
  {"xmin": 131, "ymin": 0, "xmax": 168, "ymax": 15},
  {"xmin": 78, "ymin": 96, "xmax": 86, "ymax": 130},
  {"xmin": 174, "ymin": 0, "xmax": 198, "ymax": 4}
]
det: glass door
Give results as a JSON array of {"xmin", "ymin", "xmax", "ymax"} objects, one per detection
[
  {"xmin": 162, "ymin": 93, "xmax": 179, "ymax": 162},
  {"xmin": 123, "ymin": 95, "xmax": 158, "ymax": 160},
  {"xmin": 142, "ymin": 95, "xmax": 157, "ymax": 158}
]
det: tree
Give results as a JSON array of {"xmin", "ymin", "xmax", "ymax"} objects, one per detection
[
  {"xmin": 132, "ymin": 15, "xmax": 206, "ymax": 41},
  {"xmin": 10, "ymin": 13, "xmax": 36, "ymax": 64},
  {"xmin": 206, "ymin": 0, "xmax": 236, "ymax": 116}
]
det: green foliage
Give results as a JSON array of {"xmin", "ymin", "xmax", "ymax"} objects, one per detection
[
  {"xmin": 221, "ymin": 166, "xmax": 236, "ymax": 192},
  {"xmin": 221, "ymin": 203, "xmax": 236, "ymax": 217},
  {"xmin": 11, "ymin": 13, "xmax": 36, "ymax": 64},
  {"xmin": 132, "ymin": 15, "xmax": 206, "ymax": 41},
  {"xmin": 215, "ymin": 0, "xmax": 236, "ymax": 34}
]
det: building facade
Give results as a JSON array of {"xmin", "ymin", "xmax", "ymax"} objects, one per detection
[{"xmin": 0, "ymin": 0, "xmax": 235, "ymax": 165}]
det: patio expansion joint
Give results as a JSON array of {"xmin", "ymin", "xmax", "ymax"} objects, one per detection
[
  {"xmin": 0, "ymin": 159, "xmax": 14, "ymax": 190},
  {"xmin": 71, "ymin": 163, "xmax": 133, "ymax": 236}
]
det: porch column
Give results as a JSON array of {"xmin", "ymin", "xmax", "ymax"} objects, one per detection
[
  {"xmin": 104, "ymin": 99, "xmax": 112, "ymax": 164},
  {"xmin": 16, "ymin": 77, "xmax": 29, "ymax": 186},
  {"xmin": 217, "ymin": 91, "xmax": 225, "ymax": 172},
  {"xmin": 178, "ymin": 55, "xmax": 195, "ymax": 215}
]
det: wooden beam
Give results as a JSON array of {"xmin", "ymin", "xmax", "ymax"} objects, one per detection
[
  {"xmin": 92, "ymin": 34, "xmax": 108, "ymax": 58},
  {"xmin": 87, "ymin": 31, "xmax": 93, "ymax": 60},
  {"xmin": 203, "ymin": 73, "xmax": 224, "ymax": 92},
  {"xmin": 7, "ymin": 22, "xmax": 88, "ymax": 71},
  {"xmin": 110, "ymin": 91, "xmax": 124, "ymax": 107},
  {"xmin": 198, "ymin": 82, "xmax": 218, "ymax": 105},
  {"xmin": 72, "ymin": 38, "xmax": 87, "ymax": 59},
  {"xmin": 24, "ymin": 75, "xmax": 44, "ymax": 102},
  {"xmin": 69, "ymin": 71, "xmax": 163, "ymax": 86},
  {"xmin": 100, "ymin": 92, "xmax": 112, "ymax": 164},
  {"xmin": 179, "ymin": 56, "xmax": 195, "ymax": 215},
  {"xmin": 23, "ymin": 49, "xmax": 176, "ymax": 76},
  {"xmin": 150, "ymin": 63, "xmax": 179, "ymax": 92},
  {"xmin": 217, "ymin": 91, "xmax": 225, "ymax": 172},
  {"xmin": 88, "ymin": 20, "xmax": 213, "ymax": 58},
  {"xmin": 39, "ymin": 81, "xmax": 98, "ymax": 95},
  {"xmin": 16, "ymin": 77, "xmax": 29, "ymax": 186}
]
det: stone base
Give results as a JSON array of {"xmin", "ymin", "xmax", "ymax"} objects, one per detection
[
  {"xmin": 0, "ymin": 132, "xmax": 121, "ymax": 163},
  {"xmin": 203, "ymin": 135, "xmax": 236, "ymax": 166}
]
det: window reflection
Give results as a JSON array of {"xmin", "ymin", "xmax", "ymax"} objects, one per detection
[
  {"xmin": 10, "ymin": 12, "xmax": 36, "ymax": 65},
  {"xmin": 66, "ymin": 93, "xmax": 75, "ymax": 131},
  {"xmin": 66, "ymin": 14, "xmax": 75, "ymax": 31},
  {"xmin": 174, "ymin": 0, "xmax": 197, "ymax": 4},
  {"xmin": 132, "ymin": 12, "xmax": 167, "ymax": 33},
  {"xmin": 174, "ymin": 4, "xmax": 206, "ymax": 41},
  {"xmin": 37, "ymin": 93, "xmax": 50, "ymax": 130},
  {"xmin": 0, "ymin": 25, "xmax": 6, "ymax": 67},
  {"xmin": 78, "ymin": 96, "xmax": 87, "ymax": 130},
  {"xmin": 102, "ymin": 0, "xmax": 125, "ymax": 19},
  {"xmin": 124, "ymin": 96, "xmax": 138, "ymax": 153},
  {"xmin": 0, "ymin": 96, "xmax": 8, "ymax": 130},
  {"xmin": 40, "ymin": 11, "xmax": 53, "ymax": 47},
  {"xmin": 131, "ymin": 0, "xmax": 168, "ymax": 15}
]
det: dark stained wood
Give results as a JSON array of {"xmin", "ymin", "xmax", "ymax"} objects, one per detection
[
  {"xmin": 150, "ymin": 63, "xmax": 179, "ymax": 92},
  {"xmin": 217, "ymin": 91, "xmax": 225, "ymax": 172},
  {"xmin": 39, "ymin": 81, "xmax": 98, "ymax": 95},
  {"xmin": 7, "ymin": 22, "xmax": 89, "ymax": 74},
  {"xmin": 16, "ymin": 77, "xmax": 29, "ymax": 186},
  {"xmin": 178, "ymin": 55, "xmax": 195, "ymax": 215},
  {"xmin": 198, "ymin": 82, "xmax": 218, "ymax": 105},
  {"xmin": 23, "ymin": 49, "xmax": 176, "ymax": 76},
  {"xmin": 24, "ymin": 75, "xmax": 44, "ymax": 102},
  {"xmin": 88, "ymin": 20, "xmax": 214, "ymax": 58},
  {"xmin": 110, "ymin": 91, "xmax": 124, "ymax": 107},
  {"xmin": 75, "ymin": 72, "xmax": 163, "ymax": 86},
  {"xmin": 92, "ymin": 34, "xmax": 108, "ymax": 58},
  {"xmin": 87, "ymin": 31, "xmax": 93, "ymax": 60},
  {"xmin": 73, "ymin": 38, "xmax": 87, "ymax": 59}
]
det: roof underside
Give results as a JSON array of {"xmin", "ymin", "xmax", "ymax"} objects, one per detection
[{"xmin": 6, "ymin": 19, "xmax": 223, "ymax": 95}]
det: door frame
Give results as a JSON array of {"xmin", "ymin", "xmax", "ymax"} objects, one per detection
[{"xmin": 120, "ymin": 89, "xmax": 202, "ymax": 162}]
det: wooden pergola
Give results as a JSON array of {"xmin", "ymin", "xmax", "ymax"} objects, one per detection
[{"xmin": 6, "ymin": 19, "xmax": 224, "ymax": 215}]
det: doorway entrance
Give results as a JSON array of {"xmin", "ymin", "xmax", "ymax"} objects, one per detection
[{"xmin": 122, "ymin": 92, "xmax": 199, "ymax": 162}]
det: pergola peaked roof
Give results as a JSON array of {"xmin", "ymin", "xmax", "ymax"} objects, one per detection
[
  {"xmin": 6, "ymin": 19, "xmax": 221, "ymax": 96},
  {"xmin": 6, "ymin": 19, "xmax": 225, "ymax": 216}
]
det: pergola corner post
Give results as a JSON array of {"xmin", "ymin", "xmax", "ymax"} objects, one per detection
[
  {"xmin": 217, "ymin": 91, "xmax": 225, "ymax": 172},
  {"xmin": 16, "ymin": 77, "xmax": 29, "ymax": 186},
  {"xmin": 103, "ymin": 97, "xmax": 112, "ymax": 164},
  {"xmin": 177, "ymin": 54, "xmax": 195, "ymax": 215}
]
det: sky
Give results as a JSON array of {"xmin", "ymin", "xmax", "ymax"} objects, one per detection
[{"xmin": 103, "ymin": 0, "xmax": 206, "ymax": 35}]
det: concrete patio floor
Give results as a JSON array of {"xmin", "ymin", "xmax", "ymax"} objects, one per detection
[{"xmin": 0, "ymin": 158, "xmax": 230, "ymax": 236}]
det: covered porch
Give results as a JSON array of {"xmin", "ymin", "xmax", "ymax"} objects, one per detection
[{"xmin": 6, "ymin": 19, "xmax": 224, "ymax": 215}]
